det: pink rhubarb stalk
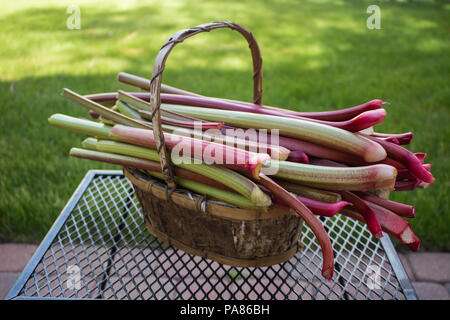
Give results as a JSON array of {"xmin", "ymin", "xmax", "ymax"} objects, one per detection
[
  {"xmin": 118, "ymin": 90, "xmax": 224, "ymax": 130},
  {"xmin": 264, "ymin": 99, "xmax": 388, "ymax": 122},
  {"xmin": 308, "ymin": 158, "xmax": 348, "ymax": 167},
  {"xmin": 283, "ymin": 196, "xmax": 351, "ymax": 218},
  {"xmin": 415, "ymin": 153, "xmax": 426, "ymax": 164},
  {"xmin": 160, "ymin": 93, "xmax": 386, "ymax": 132},
  {"xmin": 397, "ymin": 164, "xmax": 431, "ymax": 181},
  {"xmin": 117, "ymin": 72, "xmax": 201, "ymax": 97},
  {"xmin": 376, "ymin": 157, "xmax": 406, "ymax": 169},
  {"xmin": 259, "ymin": 174, "xmax": 335, "ymax": 280},
  {"xmin": 230, "ymin": 99, "xmax": 388, "ymax": 122},
  {"xmin": 85, "ymin": 91, "xmax": 223, "ymax": 130},
  {"xmin": 70, "ymin": 147, "xmax": 234, "ymax": 190},
  {"xmin": 109, "ymin": 125, "xmax": 270, "ymax": 179},
  {"xmin": 162, "ymin": 125, "xmax": 290, "ymax": 160},
  {"xmin": 62, "ymin": 89, "xmax": 152, "ymax": 130},
  {"xmin": 116, "ymin": 72, "xmax": 386, "ymax": 122},
  {"xmin": 378, "ymin": 137, "xmax": 400, "ymax": 145},
  {"xmin": 395, "ymin": 179, "xmax": 421, "ymax": 191},
  {"xmin": 355, "ymin": 192, "xmax": 415, "ymax": 218},
  {"xmin": 223, "ymin": 129, "xmax": 367, "ymax": 166},
  {"xmin": 139, "ymin": 109, "xmax": 223, "ymax": 130},
  {"xmin": 257, "ymin": 185, "xmax": 350, "ymax": 217},
  {"xmin": 336, "ymin": 191, "xmax": 383, "ymax": 238},
  {"xmin": 371, "ymin": 132, "xmax": 413, "ymax": 145},
  {"xmin": 362, "ymin": 135, "xmax": 435, "ymax": 184},
  {"xmin": 340, "ymin": 204, "xmax": 420, "ymax": 251},
  {"xmin": 287, "ymin": 150, "xmax": 309, "ymax": 164},
  {"xmin": 272, "ymin": 161, "xmax": 398, "ymax": 191}
]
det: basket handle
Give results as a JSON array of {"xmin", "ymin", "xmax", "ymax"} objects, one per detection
[{"xmin": 148, "ymin": 21, "xmax": 263, "ymax": 188}]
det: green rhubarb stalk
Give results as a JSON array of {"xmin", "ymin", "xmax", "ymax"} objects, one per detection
[
  {"xmin": 48, "ymin": 114, "xmax": 112, "ymax": 139},
  {"xmin": 115, "ymin": 100, "xmax": 144, "ymax": 121},
  {"xmin": 150, "ymin": 124, "xmax": 290, "ymax": 160},
  {"xmin": 98, "ymin": 116, "xmax": 117, "ymax": 126},
  {"xmin": 62, "ymin": 88, "xmax": 151, "ymax": 129},
  {"xmin": 70, "ymin": 147, "xmax": 162, "ymax": 171},
  {"xmin": 70, "ymin": 148, "xmax": 256, "ymax": 209},
  {"xmin": 159, "ymin": 104, "xmax": 387, "ymax": 163},
  {"xmin": 117, "ymin": 90, "xmax": 151, "ymax": 112},
  {"xmin": 268, "ymin": 160, "xmax": 397, "ymax": 191},
  {"xmin": 147, "ymin": 171, "xmax": 258, "ymax": 209},
  {"xmin": 48, "ymin": 114, "xmax": 270, "ymax": 189},
  {"xmin": 82, "ymin": 138, "xmax": 271, "ymax": 207},
  {"xmin": 274, "ymin": 180, "xmax": 342, "ymax": 203}
]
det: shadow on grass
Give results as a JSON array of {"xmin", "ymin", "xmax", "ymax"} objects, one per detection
[{"xmin": 0, "ymin": 0, "xmax": 448, "ymax": 250}]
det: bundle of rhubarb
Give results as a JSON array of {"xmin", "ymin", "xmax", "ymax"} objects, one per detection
[{"xmin": 49, "ymin": 72, "xmax": 434, "ymax": 280}]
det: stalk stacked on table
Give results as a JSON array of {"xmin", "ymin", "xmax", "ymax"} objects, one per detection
[{"xmin": 49, "ymin": 72, "xmax": 435, "ymax": 280}]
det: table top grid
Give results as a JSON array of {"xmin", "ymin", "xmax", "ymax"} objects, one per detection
[{"xmin": 9, "ymin": 171, "xmax": 416, "ymax": 300}]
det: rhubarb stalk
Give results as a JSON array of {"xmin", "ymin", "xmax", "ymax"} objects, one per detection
[
  {"xmin": 341, "ymin": 203, "xmax": 420, "ymax": 251},
  {"xmin": 109, "ymin": 124, "xmax": 271, "ymax": 179},
  {"xmin": 82, "ymin": 138, "xmax": 271, "ymax": 207},
  {"xmin": 116, "ymin": 72, "xmax": 386, "ymax": 122},
  {"xmin": 161, "ymin": 104, "xmax": 387, "ymax": 163},
  {"xmin": 336, "ymin": 191, "xmax": 383, "ymax": 238},
  {"xmin": 268, "ymin": 160, "xmax": 397, "ymax": 191},
  {"xmin": 259, "ymin": 173, "xmax": 334, "ymax": 280},
  {"xmin": 362, "ymin": 134, "xmax": 435, "ymax": 183},
  {"xmin": 354, "ymin": 192, "xmax": 415, "ymax": 218},
  {"xmin": 62, "ymin": 88, "xmax": 151, "ymax": 129}
]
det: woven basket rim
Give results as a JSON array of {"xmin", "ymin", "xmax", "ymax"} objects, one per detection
[{"xmin": 124, "ymin": 168, "xmax": 296, "ymax": 221}]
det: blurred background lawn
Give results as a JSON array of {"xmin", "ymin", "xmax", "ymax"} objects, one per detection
[{"xmin": 0, "ymin": 0, "xmax": 448, "ymax": 250}]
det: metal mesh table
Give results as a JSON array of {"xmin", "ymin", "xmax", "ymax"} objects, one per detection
[{"xmin": 6, "ymin": 170, "xmax": 418, "ymax": 300}]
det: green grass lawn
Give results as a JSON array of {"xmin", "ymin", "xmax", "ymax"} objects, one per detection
[{"xmin": 0, "ymin": 0, "xmax": 449, "ymax": 251}]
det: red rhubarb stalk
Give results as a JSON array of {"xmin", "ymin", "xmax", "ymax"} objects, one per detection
[
  {"xmin": 308, "ymin": 158, "xmax": 348, "ymax": 167},
  {"xmin": 354, "ymin": 192, "xmax": 415, "ymax": 218},
  {"xmin": 257, "ymin": 185, "xmax": 350, "ymax": 217},
  {"xmin": 230, "ymin": 99, "xmax": 388, "ymax": 122},
  {"xmin": 160, "ymin": 93, "xmax": 386, "ymax": 132},
  {"xmin": 287, "ymin": 150, "xmax": 309, "ymax": 164},
  {"xmin": 161, "ymin": 125, "xmax": 290, "ymax": 160},
  {"xmin": 376, "ymin": 157, "xmax": 406, "ymax": 169},
  {"xmin": 362, "ymin": 135, "xmax": 435, "ymax": 184},
  {"xmin": 118, "ymin": 72, "xmax": 201, "ymax": 97},
  {"xmin": 366, "ymin": 202, "xmax": 420, "ymax": 251},
  {"xmin": 70, "ymin": 147, "xmax": 233, "ymax": 190},
  {"xmin": 371, "ymin": 132, "xmax": 413, "ymax": 145},
  {"xmin": 296, "ymin": 196, "xmax": 351, "ymax": 217},
  {"xmin": 340, "ymin": 204, "xmax": 420, "ymax": 251},
  {"xmin": 62, "ymin": 89, "xmax": 152, "ymax": 130},
  {"xmin": 415, "ymin": 153, "xmax": 426, "ymax": 164},
  {"xmin": 223, "ymin": 129, "xmax": 366, "ymax": 166},
  {"xmin": 118, "ymin": 90, "xmax": 224, "ymax": 130},
  {"xmin": 258, "ymin": 174, "xmax": 334, "ymax": 280},
  {"xmin": 395, "ymin": 179, "xmax": 421, "ymax": 191},
  {"xmin": 117, "ymin": 72, "xmax": 387, "ymax": 121},
  {"xmin": 139, "ymin": 109, "xmax": 223, "ymax": 130},
  {"xmin": 275, "ymin": 196, "xmax": 351, "ymax": 218},
  {"xmin": 109, "ymin": 125, "xmax": 270, "ymax": 179},
  {"xmin": 378, "ymin": 137, "xmax": 400, "ymax": 145},
  {"xmin": 85, "ymin": 91, "xmax": 224, "ymax": 130},
  {"xmin": 336, "ymin": 191, "xmax": 383, "ymax": 238},
  {"xmin": 397, "ymin": 164, "xmax": 431, "ymax": 181}
]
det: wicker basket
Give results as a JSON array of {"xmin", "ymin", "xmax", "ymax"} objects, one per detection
[{"xmin": 124, "ymin": 22, "xmax": 304, "ymax": 267}]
